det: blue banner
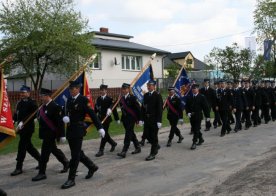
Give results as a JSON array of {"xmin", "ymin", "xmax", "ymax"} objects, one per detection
[
  {"xmin": 131, "ymin": 64, "xmax": 154, "ymax": 103},
  {"xmin": 174, "ymin": 67, "xmax": 192, "ymax": 109},
  {"xmin": 264, "ymin": 39, "xmax": 273, "ymax": 61}
]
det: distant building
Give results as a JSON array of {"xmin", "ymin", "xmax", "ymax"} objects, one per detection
[{"xmin": 245, "ymin": 36, "xmax": 256, "ymax": 55}]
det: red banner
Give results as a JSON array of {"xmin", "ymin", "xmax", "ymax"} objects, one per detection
[{"xmin": 0, "ymin": 72, "xmax": 16, "ymax": 149}]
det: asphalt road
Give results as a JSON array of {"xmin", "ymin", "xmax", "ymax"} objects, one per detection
[{"xmin": 1, "ymin": 120, "xmax": 276, "ymax": 196}]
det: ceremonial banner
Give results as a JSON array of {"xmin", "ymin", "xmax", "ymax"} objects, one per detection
[
  {"xmin": 173, "ymin": 66, "xmax": 192, "ymax": 109},
  {"xmin": 131, "ymin": 64, "xmax": 154, "ymax": 104},
  {"xmin": 263, "ymin": 39, "xmax": 273, "ymax": 61},
  {"xmin": 0, "ymin": 70, "xmax": 16, "ymax": 149}
]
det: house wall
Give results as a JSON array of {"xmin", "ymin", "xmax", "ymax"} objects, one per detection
[
  {"xmin": 173, "ymin": 53, "xmax": 195, "ymax": 69},
  {"xmin": 88, "ymin": 49, "xmax": 164, "ymax": 88}
]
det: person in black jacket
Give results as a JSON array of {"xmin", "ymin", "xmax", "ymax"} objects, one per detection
[
  {"xmin": 186, "ymin": 83, "xmax": 210, "ymax": 150},
  {"xmin": 226, "ymin": 80, "xmax": 235, "ymax": 125},
  {"xmin": 199, "ymin": 79, "xmax": 216, "ymax": 131},
  {"xmin": 61, "ymin": 81, "xmax": 105, "ymax": 189},
  {"xmin": 94, "ymin": 84, "xmax": 119, "ymax": 157},
  {"xmin": 213, "ymin": 81, "xmax": 222, "ymax": 128},
  {"xmin": 11, "ymin": 85, "xmax": 40, "ymax": 176},
  {"xmin": 216, "ymin": 80, "xmax": 233, "ymax": 136},
  {"xmin": 117, "ymin": 83, "xmax": 142, "ymax": 158},
  {"xmin": 266, "ymin": 80, "xmax": 276, "ymax": 122},
  {"xmin": 232, "ymin": 80, "xmax": 247, "ymax": 132},
  {"xmin": 32, "ymin": 88, "xmax": 69, "ymax": 182},
  {"xmin": 260, "ymin": 80, "xmax": 271, "ymax": 123},
  {"xmin": 251, "ymin": 80, "xmax": 262, "ymax": 126},
  {"xmin": 271, "ymin": 80, "xmax": 276, "ymax": 121},
  {"xmin": 243, "ymin": 80, "xmax": 255, "ymax": 130},
  {"xmin": 165, "ymin": 86, "xmax": 184, "ymax": 147},
  {"xmin": 141, "ymin": 80, "xmax": 163, "ymax": 161}
]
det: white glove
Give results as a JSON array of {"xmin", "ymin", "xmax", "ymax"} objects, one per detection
[
  {"xmin": 98, "ymin": 128, "xmax": 105, "ymax": 138},
  {"xmin": 60, "ymin": 137, "xmax": 66, "ymax": 144},
  {"xmin": 178, "ymin": 119, "xmax": 184, "ymax": 125},
  {"xmin": 117, "ymin": 120, "xmax": 121, "ymax": 124},
  {"xmin": 206, "ymin": 118, "xmax": 210, "ymax": 121},
  {"xmin": 16, "ymin": 121, "xmax": 24, "ymax": 130},
  {"xmin": 106, "ymin": 108, "xmax": 112, "ymax": 116},
  {"xmin": 187, "ymin": 113, "xmax": 192, "ymax": 118},
  {"xmin": 138, "ymin": 121, "xmax": 144, "ymax": 126},
  {"xmin": 157, "ymin": 122, "xmax": 162, "ymax": 129},
  {"xmin": 63, "ymin": 116, "xmax": 70, "ymax": 123}
]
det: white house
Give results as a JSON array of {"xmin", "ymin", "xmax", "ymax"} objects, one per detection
[{"xmin": 88, "ymin": 27, "xmax": 170, "ymax": 88}]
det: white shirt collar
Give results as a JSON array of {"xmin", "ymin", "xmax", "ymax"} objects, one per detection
[
  {"xmin": 73, "ymin": 93, "xmax": 80, "ymax": 100},
  {"xmin": 170, "ymin": 94, "xmax": 175, "ymax": 99},
  {"xmin": 124, "ymin": 93, "xmax": 129, "ymax": 99},
  {"xmin": 149, "ymin": 90, "xmax": 155, "ymax": 94},
  {"xmin": 45, "ymin": 99, "xmax": 52, "ymax": 106},
  {"xmin": 101, "ymin": 94, "xmax": 107, "ymax": 99},
  {"xmin": 193, "ymin": 93, "xmax": 198, "ymax": 97}
]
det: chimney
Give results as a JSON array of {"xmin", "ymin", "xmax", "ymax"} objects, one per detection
[{"xmin": 100, "ymin": 27, "xmax": 109, "ymax": 33}]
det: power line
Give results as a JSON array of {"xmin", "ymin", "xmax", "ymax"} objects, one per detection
[{"xmin": 152, "ymin": 30, "xmax": 253, "ymax": 47}]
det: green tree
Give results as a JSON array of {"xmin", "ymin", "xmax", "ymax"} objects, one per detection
[
  {"xmin": 205, "ymin": 43, "xmax": 253, "ymax": 80},
  {"xmin": 0, "ymin": 0, "xmax": 94, "ymax": 90},
  {"xmin": 165, "ymin": 63, "xmax": 180, "ymax": 79}
]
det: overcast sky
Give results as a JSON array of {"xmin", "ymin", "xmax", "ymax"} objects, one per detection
[{"xmin": 76, "ymin": 0, "xmax": 258, "ymax": 60}]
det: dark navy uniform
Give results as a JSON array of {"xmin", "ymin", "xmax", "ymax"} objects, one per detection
[
  {"xmin": 232, "ymin": 86, "xmax": 247, "ymax": 131},
  {"xmin": 260, "ymin": 84, "xmax": 271, "ymax": 123},
  {"xmin": 141, "ymin": 84, "xmax": 163, "ymax": 161},
  {"xmin": 216, "ymin": 87, "xmax": 233, "ymax": 136},
  {"xmin": 252, "ymin": 82, "xmax": 262, "ymax": 126},
  {"xmin": 213, "ymin": 82, "xmax": 222, "ymax": 128},
  {"xmin": 186, "ymin": 86, "xmax": 210, "ymax": 149},
  {"xmin": 61, "ymin": 82, "xmax": 103, "ymax": 189},
  {"xmin": 117, "ymin": 85, "xmax": 141, "ymax": 157},
  {"xmin": 94, "ymin": 91, "xmax": 119, "ymax": 156},
  {"xmin": 32, "ymin": 90, "xmax": 69, "ymax": 181},
  {"xmin": 11, "ymin": 86, "xmax": 40, "ymax": 176},
  {"xmin": 199, "ymin": 84, "xmax": 216, "ymax": 131},
  {"xmin": 243, "ymin": 87, "xmax": 255, "ymax": 129},
  {"xmin": 165, "ymin": 92, "xmax": 183, "ymax": 146}
]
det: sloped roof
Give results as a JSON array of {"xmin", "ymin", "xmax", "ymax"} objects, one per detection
[
  {"xmin": 166, "ymin": 51, "xmax": 193, "ymax": 60},
  {"xmin": 92, "ymin": 38, "xmax": 170, "ymax": 55}
]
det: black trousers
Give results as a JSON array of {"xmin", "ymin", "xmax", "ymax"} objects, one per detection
[
  {"xmin": 219, "ymin": 110, "xmax": 231, "ymax": 134},
  {"xmin": 271, "ymin": 104, "xmax": 276, "ymax": 120},
  {"xmin": 122, "ymin": 120, "xmax": 139, "ymax": 152},
  {"xmin": 243, "ymin": 109, "xmax": 252, "ymax": 128},
  {"xmin": 67, "ymin": 138, "xmax": 96, "ymax": 180},
  {"xmin": 16, "ymin": 132, "xmax": 40, "ymax": 169},
  {"xmin": 234, "ymin": 110, "xmax": 242, "ymax": 130},
  {"xmin": 213, "ymin": 107, "xmax": 222, "ymax": 126},
  {"xmin": 39, "ymin": 137, "xmax": 68, "ymax": 174},
  {"xmin": 168, "ymin": 118, "xmax": 181, "ymax": 140},
  {"xmin": 252, "ymin": 106, "xmax": 261, "ymax": 125},
  {"xmin": 190, "ymin": 117, "xmax": 202, "ymax": 144},
  {"xmin": 228, "ymin": 110, "xmax": 235, "ymax": 124},
  {"xmin": 144, "ymin": 118, "xmax": 159, "ymax": 155},
  {"xmin": 262, "ymin": 104, "xmax": 271, "ymax": 122},
  {"xmin": 99, "ymin": 121, "xmax": 116, "ymax": 151}
]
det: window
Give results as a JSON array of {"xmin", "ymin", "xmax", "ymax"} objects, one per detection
[
  {"xmin": 89, "ymin": 53, "xmax": 101, "ymax": 69},
  {"xmin": 121, "ymin": 55, "xmax": 142, "ymax": 71}
]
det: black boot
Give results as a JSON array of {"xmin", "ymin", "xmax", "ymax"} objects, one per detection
[
  {"xmin": 139, "ymin": 139, "xmax": 145, "ymax": 146},
  {"xmin": 190, "ymin": 143, "xmax": 197, "ymax": 150},
  {"xmin": 117, "ymin": 151, "xmax": 126, "ymax": 158},
  {"xmin": 60, "ymin": 161, "xmax": 69, "ymax": 173},
  {"xmin": 131, "ymin": 148, "xmax": 141, "ymax": 154},
  {"xmin": 177, "ymin": 136, "xmax": 184, "ymax": 143},
  {"xmin": 10, "ymin": 168, "xmax": 23, "ymax": 176},
  {"xmin": 196, "ymin": 138, "xmax": 204, "ymax": 146},
  {"xmin": 95, "ymin": 150, "xmax": 104, "ymax": 157},
  {"xmin": 86, "ymin": 165, "xmax": 98, "ymax": 179},
  {"xmin": 61, "ymin": 179, "xmax": 75, "ymax": 189},
  {"xmin": 110, "ymin": 143, "xmax": 117, "ymax": 152},
  {"xmin": 32, "ymin": 173, "xmax": 47, "ymax": 181},
  {"xmin": 145, "ymin": 154, "xmax": 155, "ymax": 161},
  {"xmin": 166, "ymin": 140, "xmax": 172, "ymax": 147}
]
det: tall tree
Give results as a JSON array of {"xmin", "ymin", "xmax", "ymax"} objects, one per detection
[
  {"xmin": 205, "ymin": 43, "xmax": 253, "ymax": 80},
  {"xmin": 0, "ymin": 0, "xmax": 94, "ymax": 90}
]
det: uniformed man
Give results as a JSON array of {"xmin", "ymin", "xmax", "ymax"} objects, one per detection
[
  {"xmin": 226, "ymin": 80, "xmax": 235, "ymax": 125},
  {"xmin": 117, "ymin": 83, "xmax": 142, "ymax": 158},
  {"xmin": 271, "ymin": 80, "xmax": 276, "ymax": 121},
  {"xmin": 243, "ymin": 80, "xmax": 255, "ymax": 130},
  {"xmin": 266, "ymin": 80, "xmax": 276, "ymax": 122},
  {"xmin": 216, "ymin": 80, "xmax": 232, "ymax": 136},
  {"xmin": 11, "ymin": 85, "xmax": 41, "ymax": 176},
  {"xmin": 186, "ymin": 83, "xmax": 210, "ymax": 150},
  {"xmin": 94, "ymin": 84, "xmax": 119, "ymax": 157},
  {"xmin": 199, "ymin": 79, "xmax": 216, "ymax": 131},
  {"xmin": 32, "ymin": 88, "xmax": 69, "ymax": 181},
  {"xmin": 232, "ymin": 80, "xmax": 247, "ymax": 132},
  {"xmin": 165, "ymin": 86, "xmax": 184, "ymax": 147},
  {"xmin": 61, "ymin": 81, "xmax": 105, "ymax": 189},
  {"xmin": 213, "ymin": 81, "xmax": 222, "ymax": 128},
  {"xmin": 260, "ymin": 80, "xmax": 270, "ymax": 123},
  {"xmin": 251, "ymin": 80, "xmax": 262, "ymax": 126},
  {"xmin": 141, "ymin": 80, "xmax": 163, "ymax": 161}
]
